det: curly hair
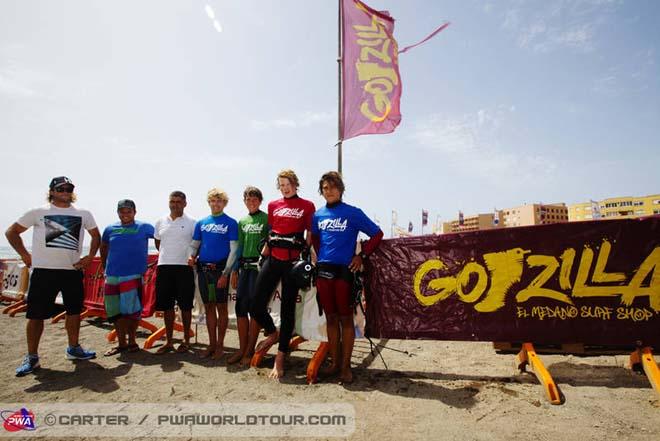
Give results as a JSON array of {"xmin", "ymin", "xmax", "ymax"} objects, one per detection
[{"xmin": 276, "ymin": 169, "xmax": 300, "ymax": 189}]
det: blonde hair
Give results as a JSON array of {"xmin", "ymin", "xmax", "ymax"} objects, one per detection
[
  {"xmin": 207, "ymin": 188, "xmax": 229, "ymax": 202},
  {"xmin": 276, "ymin": 169, "xmax": 300, "ymax": 189}
]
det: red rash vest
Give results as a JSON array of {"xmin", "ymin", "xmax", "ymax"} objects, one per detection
[{"xmin": 267, "ymin": 195, "xmax": 315, "ymax": 261}]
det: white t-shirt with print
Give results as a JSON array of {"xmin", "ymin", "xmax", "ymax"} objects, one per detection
[
  {"xmin": 154, "ymin": 213, "xmax": 196, "ymax": 265},
  {"xmin": 17, "ymin": 204, "xmax": 97, "ymax": 270}
]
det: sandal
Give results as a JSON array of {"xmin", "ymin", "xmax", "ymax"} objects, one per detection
[
  {"xmin": 175, "ymin": 343, "xmax": 190, "ymax": 353},
  {"xmin": 127, "ymin": 344, "xmax": 140, "ymax": 353},
  {"xmin": 104, "ymin": 346, "xmax": 128, "ymax": 357},
  {"xmin": 155, "ymin": 344, "xmax": 175, "ymax": 355}
]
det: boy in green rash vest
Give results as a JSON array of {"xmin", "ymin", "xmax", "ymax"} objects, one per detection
[{"xmin": 227, "ymin": 186, "xmax": 269, "ymax": 365}]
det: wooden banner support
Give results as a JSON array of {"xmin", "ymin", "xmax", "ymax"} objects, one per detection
[
  {"xmin": 51, "ymin": 307, "xmax": 106, "ymax": 324},
  {"xmin": 142, "ymin": 322, "xmax": 196, "ymax": 349},
  {"xmin": 250, "ymin": 336, "xmax": 307, "ymax": 368},
  {"xmin": 516, "ymin": 342, "xmax": 562, "ymax": 405},
  {"xmin": 629, "ymin": 347, "xmax": 660, "ymax": 397},
  {"xmin": 306, "ymin": 342, "xmax": 330, "ymax": 384},
  {"xmin": 6, "ymin": 300, "xmax": 27, "ymax": 317}
]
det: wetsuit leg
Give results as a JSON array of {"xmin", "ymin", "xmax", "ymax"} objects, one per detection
[
  {"xmin": 248, "ymin": 257, "xmax": 281, "ymax": 335},
  {"xmin": 277, "ymin": 262, "xmax": 298, "ymax": 353}
]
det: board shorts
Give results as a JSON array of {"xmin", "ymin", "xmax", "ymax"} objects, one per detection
[{"xmin": 104, "ymin": 274, "xmax": 143, "ymax": 322}]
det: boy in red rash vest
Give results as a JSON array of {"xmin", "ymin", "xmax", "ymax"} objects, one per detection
[{"xmin": 247, "ymin": 169, "xmax": 315, "ymax": 380}]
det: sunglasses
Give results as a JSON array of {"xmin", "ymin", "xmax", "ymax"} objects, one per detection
[{"xmin": 54, "ymin": 186, "xmax": 74, "ymax": 193}]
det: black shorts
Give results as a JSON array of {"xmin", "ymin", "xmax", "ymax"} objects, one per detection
[
  {"xmin": 26, "ymin": 268, "xmax": 84, "ymax": 319},
  {"xmin": 197, "ymin": 261, "xmax": 228, "ymax": 304},
  {"xmin": 155, "ymin": 265, "xmax": 195, "ymax": 311}
]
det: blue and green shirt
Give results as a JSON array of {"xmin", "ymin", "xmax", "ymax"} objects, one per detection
[{"xmin": 102, "ymin": 221, "xmax": 154, "ymax": 276}]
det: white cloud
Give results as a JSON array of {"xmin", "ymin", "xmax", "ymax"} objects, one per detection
[
  {"xmin": 501, "ymin": 0, "xmax": 619, "ymax": 53},
  {"xmin": 411, "ymin": 107, "xmax": 556, "ymax": 182},
  {"xmin": 250, "ymin": 110, "xmax": 334, "ymax": 131},
  {"xmin": 557, "ymin": 25, "xmax": 594, "ymax": 50}
]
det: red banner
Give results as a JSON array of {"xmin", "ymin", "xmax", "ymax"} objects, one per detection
[
  {"xmin": 341, "ymin": 0, "xmax": 402, "ymax": 140},
  {"xmin": 364, "ymin": 217, "xmax": 660, "ymax": 346}
]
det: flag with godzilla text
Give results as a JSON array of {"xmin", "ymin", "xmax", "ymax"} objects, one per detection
[{"xmin": 341, "ymin": 0, "xmax": 402, "ymax": 140}]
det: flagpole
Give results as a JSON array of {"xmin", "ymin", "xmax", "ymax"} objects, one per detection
[{"xmin": 337, "ymin": 0, "xmax": 343, "ymax": 175}]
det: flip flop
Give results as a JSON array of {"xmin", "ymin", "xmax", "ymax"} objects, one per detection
[
  {"xmin": 104, "ymin": 346, "xmax": 128, "ymax": 357},
  {"xmin": 127, "ymin": 344, "xmax": 140, "ymax": 353},
  {"xmin": 175, "ymin": 343, "xmax": 190, "ymax": 353},
  {"xmin": 155, "ymin": 344, "xmax": 175, "ymax": 355}
]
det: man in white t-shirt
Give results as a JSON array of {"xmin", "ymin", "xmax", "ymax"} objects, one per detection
[
  {"xmin": 5, "ymin": 176, "xmax": 101, "ymax": 377},
  {"xmin": 153, "ymin": 191, "xmax": 196, "ymax": 354}
]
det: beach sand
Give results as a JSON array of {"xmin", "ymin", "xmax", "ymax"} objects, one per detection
[{"xmin": 1, "ymin": 308, "xmax": 659, "ymax": 441}]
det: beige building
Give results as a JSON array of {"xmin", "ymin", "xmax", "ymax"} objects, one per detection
[
  {"xmin": 442, "ymin": 212, "xmax": 503, "ymax": 233},
  {"xmin": 569, "ymin": 194, "xmax": 660, "ymax": 221},
  {"xmin": 501, "ymin": 203, "xmax": 568, "ymax": 227}
]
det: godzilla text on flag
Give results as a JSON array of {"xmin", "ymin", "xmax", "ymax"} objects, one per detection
[{"xmin": 341, "ymin": 0, "xmax": 402, "ymax": 140}]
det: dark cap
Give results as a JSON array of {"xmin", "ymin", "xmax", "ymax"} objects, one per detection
[
  {"xmin": 49, "ymin": 176, "xmax": 74, "ymax": 190},
  {"xmin": 117, "ymin": 199, "xmax": 136, "ymax": 210}
]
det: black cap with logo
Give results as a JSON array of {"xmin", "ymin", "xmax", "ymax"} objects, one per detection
[
  {"xmin": 117, "ymin": 199, "xmax": 136, "ymax": 210},
  {"xmin": 49, "ymin": 176, "xmax": 74, "ymax": 190}
]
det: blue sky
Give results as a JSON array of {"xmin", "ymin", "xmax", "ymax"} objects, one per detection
[{"xmin": 1, "ymin": 0, "xmax": 658, "ymax": 246}]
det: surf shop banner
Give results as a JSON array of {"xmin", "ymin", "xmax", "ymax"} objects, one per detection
[
  {"xmin": 364, "ymin": 217, "xmax": 660, "ymax": 346},
  {"xmin": 341, "ymin": 0, "xmax": 402, "ymax": 140}
]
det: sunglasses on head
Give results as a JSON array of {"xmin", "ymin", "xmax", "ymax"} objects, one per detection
[{"xmin": 54, "ymin": 186, "xmax": 74, "ymax": 193}]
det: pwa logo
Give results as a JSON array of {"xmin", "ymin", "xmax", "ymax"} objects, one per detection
[{"xmin": 2, "ymin": 408, "xmax": 36, "ymax": 432}]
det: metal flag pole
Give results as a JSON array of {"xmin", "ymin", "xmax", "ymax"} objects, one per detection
[{"xmin": 337, "ymin": 0, "xmax": 343, "ymax": 175}]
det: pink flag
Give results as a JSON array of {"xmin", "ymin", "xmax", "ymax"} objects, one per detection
[{"xmin": 341, "ymin": 0, "xmax": 402, "ymax": 140}]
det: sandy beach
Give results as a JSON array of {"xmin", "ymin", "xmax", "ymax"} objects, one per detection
[{"xmin": 1, "ymin": 306, "xmax": 659, "ymax": 441}]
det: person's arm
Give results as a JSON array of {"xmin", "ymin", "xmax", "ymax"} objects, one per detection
[
  {"xmin": 153, "ymin": 220, "xmax": 161, "ymax": 251},
  {"xmin": 188, "ymin": 221, "xmax": 201, "ymax": 266},
  {"xmin": 5, "ymin": 223, "xmax": 31, "ymax": 267},
  {"xmin": 230, "ymin": 245, "xmax": 242, "ymax": 290},
  {"xmin": 188, "ymin": 240, "xmax": 200, "ymax": 266},
  {"xmin": 99, "ymin": 241, "xmax": 109, "ymax": 271},
  {"xmin": 348, "ymin": 230, "xmax": 383, "ymax": 272},
  {"xmin": 74, "ymin": 227, "xmax": 100, "ymax": 270},
  {"xmin": 218, "ymin": 240, "xmax": 238, "ymax": 288}
]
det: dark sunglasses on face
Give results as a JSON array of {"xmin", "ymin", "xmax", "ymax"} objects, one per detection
[{"xmin": 54, "ymin": 186, "xmax": 74, "ymax": 193}]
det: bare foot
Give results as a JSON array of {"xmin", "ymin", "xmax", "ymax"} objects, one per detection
[
  {"xmin": 320, "ymin": 365, "xmax": 340, "ymax": 377},
  {"xmin": 239, "ymin": 354, "xmax": 253, "ymax": 367},
  {"xmin": 339, "ymin": 368, "xmax": 353, "ymax": 384},
  {"xmin": 211, "ymin": 347, "xmax": 224, "ymax": 360},
  {"xmin": 255, "ymin": 332, "xmax": 279, "ymax": 353},
  {"xmin": 227, "ymin": 351, "xmax": 242, "ymax": 364},
  {"xmin": 199, "ymin": 347, "xmax": 214, "ymax": 358},
  {"xmin": 268, "ymin": 352, "xmax": 285, "ymax": 380}
]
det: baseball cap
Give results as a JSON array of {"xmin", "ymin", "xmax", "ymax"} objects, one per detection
[
  {"xmin": 117, "ymin": 199, "xmax": 136, "ymax": 210},
  {"xmin": 49, "ymin": 176, "xmax": 74, "ymax": 190}
]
